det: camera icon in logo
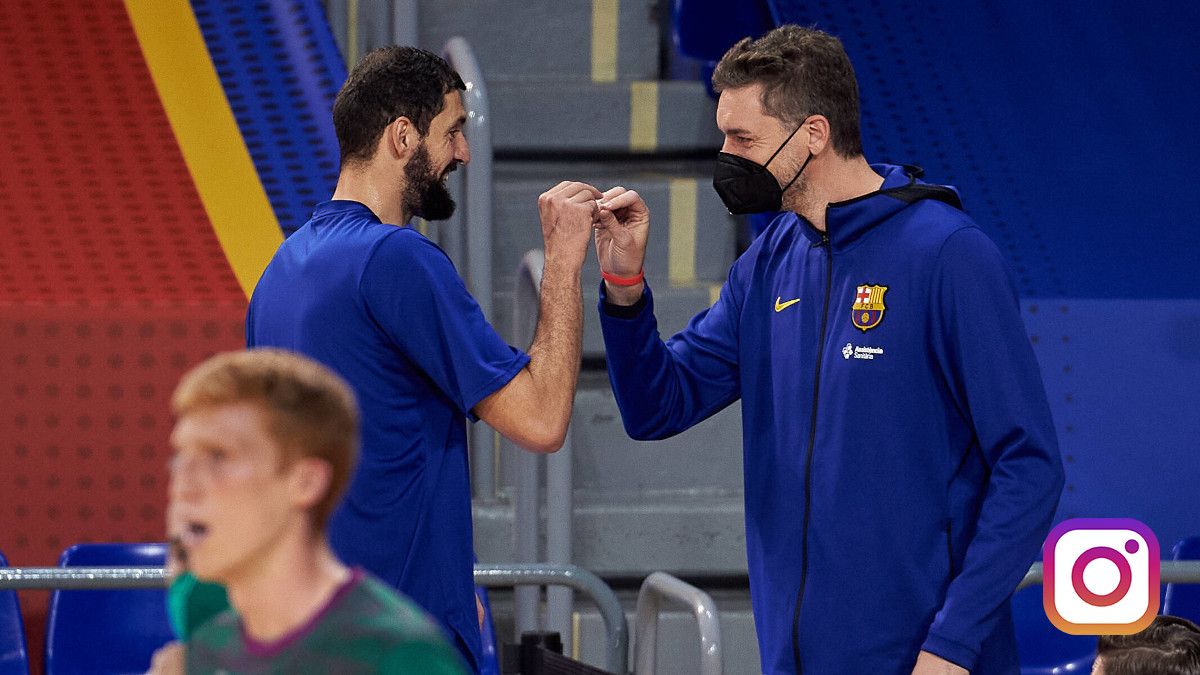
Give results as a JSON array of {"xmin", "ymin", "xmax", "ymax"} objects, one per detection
[{"xmin": 1043, "ymin": 518, "xmax": 1160, "ymax": 635}]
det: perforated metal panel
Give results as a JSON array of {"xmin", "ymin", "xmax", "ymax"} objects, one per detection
[
  {"xmin": 767, "ymin": 0, "xmax": 1200, "ymax": 299},
  {"xmin": 192, "ymin": 0, "xmax": 346, "ymax": 235},
  {"xmin": 0, "ymin": 1, "xmax": 248, "ymax": 665}
]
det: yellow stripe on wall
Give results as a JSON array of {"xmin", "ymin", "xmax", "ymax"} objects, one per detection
[
  {"xmin": 709, "ymin": 284, "xmax": 722, "ymax": 306},
  {"xmin": 591, "ymin": 0, "xmax": 619, "ymax": 83},
  {"xmin": 124, "ymin": 0, "xmax": 283, "ymax": 300},
  {"xmin": 669, "ymin": 178, "xmax": 698, "ymax": 286},
  {"xmin": 346, "ymin": 0, "xmax": 359, "ymax": 65},
  {"xmin": 629, "ymin": 81, "xmax": 658, "ymax": 152}
]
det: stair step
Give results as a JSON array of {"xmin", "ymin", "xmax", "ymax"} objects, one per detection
[
  {"xmin": 418, "ymin": 0, "xmax": 660, "ymax": 82},
  {"xmin": 490, "ymin": 80, "xmax": 722, "ymax": 153},
  {"xmin": 492, "ymin": 282, "xmax": 723, "ymax": 359},
  {"xmin": 570, "ymin": 388, "xmax": 743, "ymax": 492},
  {"xmin": 474, "ymin": 491, "xmax": 747, "ymax": 576}
]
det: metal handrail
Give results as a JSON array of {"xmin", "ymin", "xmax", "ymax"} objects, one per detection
[
  {"xmin": 0, "ymin": 562, "xmax": 627, "ymax": 674},
  {"xmin": 635, "ymin": 572, "xmax": 722, "ymax": 675},
  {"xmin": 0, "ymin": 567, "xmax": 166, "ymax": 590},
  {"xmin": 443, "ymin": 36, "xmax": 499, "ymax": 504},
  {"xmin": 1017, "ymin": 560, "xmax": 1200, "ymax": 590},
  {"xmin": 510, "ymin": 250, "xmax": 577, "ymax": 649},
  {"xmin": 475, "ymin": 564, "xmax": 627, "ymax": 675}
]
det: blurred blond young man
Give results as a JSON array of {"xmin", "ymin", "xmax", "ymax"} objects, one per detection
[{"xmin": 155, "ymin": 349, "xmax": 466, "ymax": 674}]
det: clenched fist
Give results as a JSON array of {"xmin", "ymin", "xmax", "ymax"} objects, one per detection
[{"xmin": 537, "ymin": 181, "xmax": 603, "ymax": 272}]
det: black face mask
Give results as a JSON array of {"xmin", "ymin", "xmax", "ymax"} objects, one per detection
[{"xmin": 713, "ymin": 124, "xmax": 812, "ymax": 214}]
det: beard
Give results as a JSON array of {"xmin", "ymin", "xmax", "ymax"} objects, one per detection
[
  {"xmin": 779, "ymin": 153, "xmax": 812, "ymax": 213},
  {"xmin": 402, "ymin": 141, "xmax": 457, "ymax": 221}
]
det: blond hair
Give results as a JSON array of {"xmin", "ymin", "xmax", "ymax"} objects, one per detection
[{"xmin": 172, "ymin": 349, "xmax": 358, "ymax": 528}]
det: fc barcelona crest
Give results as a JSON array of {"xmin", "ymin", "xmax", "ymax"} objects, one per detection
[{"xmin": 852, "ymin": 284, "xmax": 888, "ymax": 332}]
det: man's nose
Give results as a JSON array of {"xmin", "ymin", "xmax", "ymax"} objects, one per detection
[
  {"xmin": 456, "ymin": 135, "xmax": 471, "ymax": 165},
  {"xmin": 168, "ymin": 455, "xmax": 202, "ymax": 499}
]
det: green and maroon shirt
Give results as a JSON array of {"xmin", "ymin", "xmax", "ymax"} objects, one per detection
[{"xmin": 186, "ymin": 568, "xmax": 468, "ymax": 674}]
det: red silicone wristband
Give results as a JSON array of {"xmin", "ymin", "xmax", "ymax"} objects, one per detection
[{"xmin": 601, "ymin": 268, "xmax": 645, "ymax": 287}]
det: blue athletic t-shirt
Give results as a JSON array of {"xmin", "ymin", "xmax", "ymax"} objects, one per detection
[{"xmin": 246, "ymin": 200, "xmax": 529, "ymax": 671}]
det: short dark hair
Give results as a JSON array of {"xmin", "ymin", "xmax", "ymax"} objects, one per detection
[
  {"xmin": 332, "ymin": 46, "xmax": 466, "ymax": 166},
  {"xmin": 711, "ymin": 25, "xmax": 863, "ymax": 158},
  {"xmin": 1097, "ymin": 615, "xmax": 1200, "ymax": 675}
]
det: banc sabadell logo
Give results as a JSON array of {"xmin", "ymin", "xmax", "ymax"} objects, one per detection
[{"xmin": 1043, "ymin": 518, "xmax": 1160, "ymax": 635}]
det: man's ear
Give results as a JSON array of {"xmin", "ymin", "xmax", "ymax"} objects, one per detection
[
  {"xmin": 805, "ymin": 114, "xmax": 831, "ymax": 156},
  {"xmin": 384, "ymin": 116, "xmax": 418, "ymax": 162},
  {"xmin": 288, "ymin": 457, "xmax": 333, "ymax": 512}
]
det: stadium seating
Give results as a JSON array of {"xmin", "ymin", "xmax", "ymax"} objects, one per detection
[
  {"xmin": 1163, "ymin": 537, "xmax": 1200, "ymax": 625},
  {"xmin": 0, "ymin": 552, "xmax": 29, "ymax": 675},
  {"xmin": 45, "ymin": 543, "xmax": 172, "ymax": 675},
  {"xmin": 1011, "ymin": 585, "xmax": 1096, "ymax": 674}
]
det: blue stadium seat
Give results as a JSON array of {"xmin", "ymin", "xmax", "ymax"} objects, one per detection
[
  {"xmin": 0, "ymin": 551, "xmax": 30, "ymax": 675},
  {"xmin": 671, "ymin": 0, "xmax": 773, "ymax": 97},
  {"xmin": 45, "ymin": 543, "xmax": 173, "ymax": 675},
  {"xmin": 672, "ymin": 0, "xmax": 774, "ymax": 62},
  {"xmin": 1011, "ymin": 585, "xmax": 1096, "ymax": 674},
  {"xmin": 1163, "ymin": 536, "xmax": 1200, "ymax": 625}
]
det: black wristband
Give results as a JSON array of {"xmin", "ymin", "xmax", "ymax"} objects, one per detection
[{"xmin": 601, "ymin": 290, "xmax": 648, "ymax": 319}]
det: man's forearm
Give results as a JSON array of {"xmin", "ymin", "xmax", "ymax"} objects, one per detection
[{"xmin": 525, "ymin": 258, "xmax": 584, "ymax": 442}]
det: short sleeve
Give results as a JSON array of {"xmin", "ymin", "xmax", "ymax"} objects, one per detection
[{"xmin": 361, "ymin": 230, "xmax": 529, "ymax": 419}]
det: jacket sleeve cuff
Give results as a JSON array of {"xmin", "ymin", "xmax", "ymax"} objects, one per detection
[
  {"xmin": 599, "ymin": 280, "xmax": 650, "ymax": 319},
  {"xmin": 920, "ymin": 631, "xmax": 978, "ymax": 672}
]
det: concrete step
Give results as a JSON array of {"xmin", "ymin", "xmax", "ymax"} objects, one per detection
[
  {"xmin": 493, "ymin": 281, "xmax": 723, "ymax": 360},
  {"xmin": 490, "ymin": 80, "xmax": 722, "ymax": 153},
  {"xmin": 418, "ymin": 0, "xmax": 661, "ymax": 82},
  {"xmin": 569, "ymin": 387, "xmax": 743, "ymax": 493},
  {"xmin": 474, "ymin": 490, "xmax": 747, "ymax": 577}
]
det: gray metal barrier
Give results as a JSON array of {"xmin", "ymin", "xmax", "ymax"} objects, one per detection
[
  {"xmin": 510, "ymin": 250, "xmax": 576, "ymax": 650},
  {"xmin": 0, "ymin": 562, "xmax": 627, "ymax": 675},
  {"xmin": 635, "ymin": 572, "xmax": 722, "ymax": 675},
  {"xmin": 442, "ymin": 36, "xmax": 501, "ymax": 505},
  {"xmin": 475, "ymin": 563, "xmax": 627, "ymax": 675},
  {"xmin": 0, "ymin": 567, "xmax": 166, "ymax": 590}
]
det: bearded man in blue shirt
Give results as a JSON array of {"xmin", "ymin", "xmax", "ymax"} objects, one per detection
[
  {"xmin": 594, "ymin": 26, "xmax": 1064, "ymax": 675},
  {"xmin": 247, "ymin": 46, "xmax": 600, "ymax": 672}
]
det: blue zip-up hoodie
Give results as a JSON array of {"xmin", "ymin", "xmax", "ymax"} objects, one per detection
[{"xmin": 599, "ymin": 164, "xmax": 1064, "ymax": 674}]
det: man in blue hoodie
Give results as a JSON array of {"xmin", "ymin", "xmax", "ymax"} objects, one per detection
[{"xmin": 593, "ymin": 25, "xmax": 1064, "ymax": 675}]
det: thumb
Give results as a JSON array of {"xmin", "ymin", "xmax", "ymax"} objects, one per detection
[{"xmin": 595, "ymin": 207, "xmax": 620, "ymax": 230}]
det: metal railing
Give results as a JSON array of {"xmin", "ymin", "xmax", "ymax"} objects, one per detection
[
  {"xmin": 442, "ymin": 36, "xmax": 501, "ymax": 504},
  {"xmin": 475, "ymin": 564, "xmax": 627, "ymax": 674},
  {"xmin": 0, "ymin": 562, "xmax": 627, "ymax": 675},
  {"xmin": 510, "ymin": 250, "xmax": 577, "ymax": 650},
  {"xmin": 635, "ymin": 572, "xmax": 723, "ymax": 675},
  {"xmin": 0, "ymin": 566, "xmax": 166, "ymax": 590}
]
